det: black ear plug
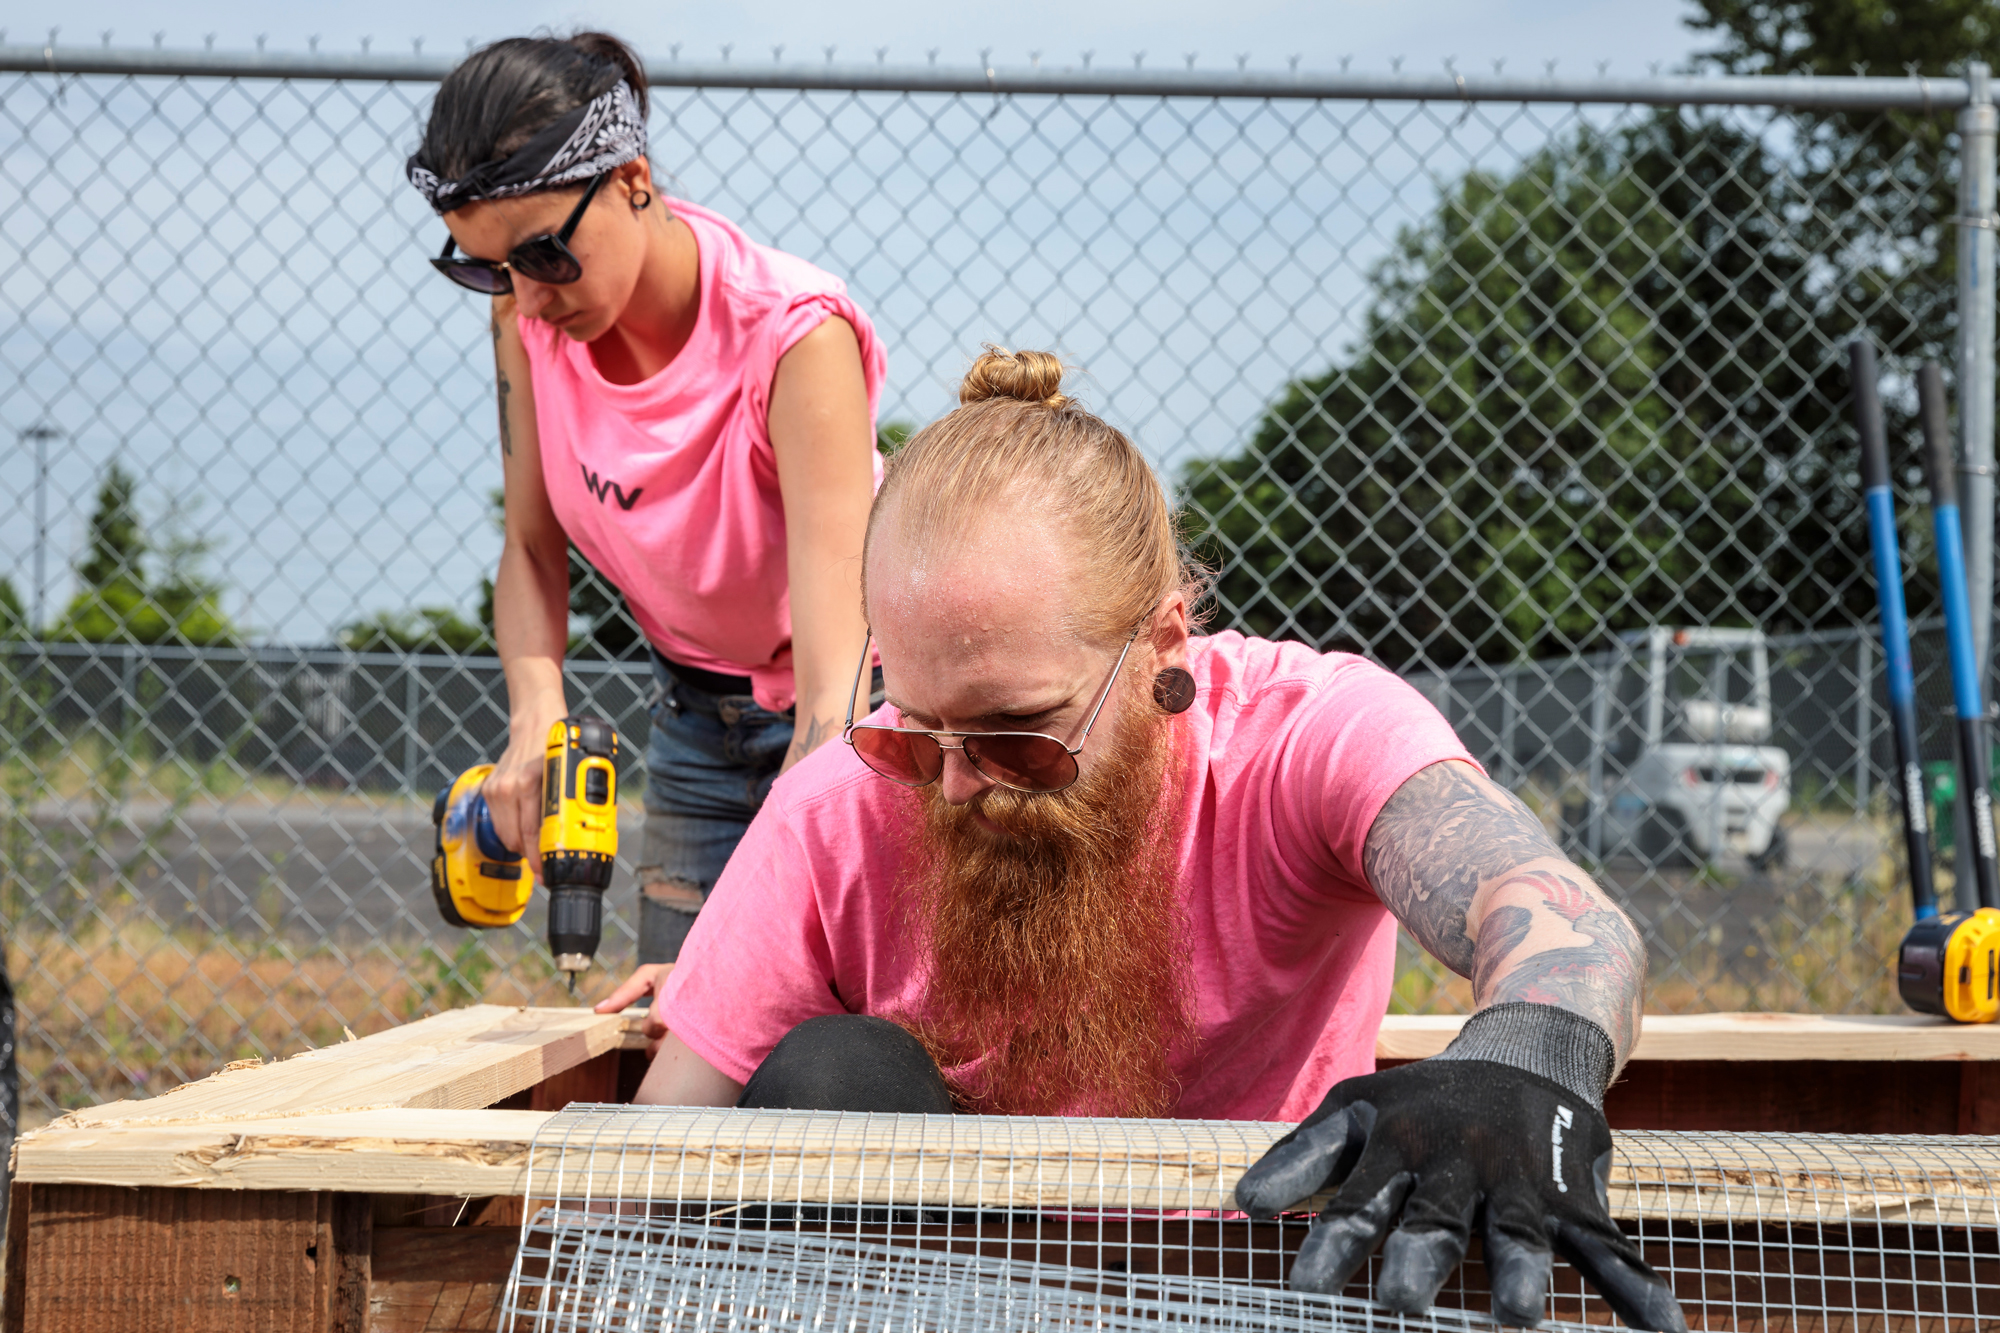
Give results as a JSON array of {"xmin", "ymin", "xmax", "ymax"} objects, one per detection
[{"xmin": 1152, "ymin": 667, "xmax": 1196, "ymax": 714}]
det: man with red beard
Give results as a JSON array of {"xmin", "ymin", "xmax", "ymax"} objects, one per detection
[{"xmin": 595, "ymin": 348, "xmax": 1683, "ymax": 1332}]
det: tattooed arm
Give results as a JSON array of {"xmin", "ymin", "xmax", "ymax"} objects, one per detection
[{"xmin": 1363, "ymin": 759, "xmax": 1644, "ymax": 1064}]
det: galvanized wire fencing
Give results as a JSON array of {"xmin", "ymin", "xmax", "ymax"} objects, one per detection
[{"xmin": 2, "ymin": 43, "xmax": 1996, "ymax": 1122}]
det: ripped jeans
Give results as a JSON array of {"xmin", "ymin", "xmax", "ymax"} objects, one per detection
[{"xmin": 636, "ymin": 652, "xmax": 795, "ymax": 962}]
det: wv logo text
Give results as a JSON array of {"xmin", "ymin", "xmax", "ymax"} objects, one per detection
[{"xmin": 580, "ymin": 464, "xmax": 644, "ymax": 511}]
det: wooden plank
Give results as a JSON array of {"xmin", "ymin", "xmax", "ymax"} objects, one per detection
[
  {"xmin": 24, "ymin": 1183, "xmax": 326, "ymax": 1332},
  {"xmin": 1962, "ymin": 1060, "xmax": 2000, "ymax": 1133},
  {"xmin": 1602, "ymin": 1059, "xmax": 1968, "ymax": 1134},
  {"xmin": 19, "ymin": 1106, "xmax": 2000, "ymax": 1227},
  {"xmin": 329, "ymin": 1194, "xmax": 372, "ymax": 1333},
  {"xmin": 16, "ymin": 1109, "xmax": 555, "ymax": 1195},
  {"xmin": 56, "ymin": 1007, "xmax": 645, "ymax": 1130},
  {"xmin": 1375, "ymin": 1011, "xmax": 2000, "ymax": 1062},
  {"xmin": 368, "ymin": 1228, "xmax": 516, "ymax": 1333},
  {"xmin": 490, "ymin": 1048, "xmax": 623, "ymax": 1114},
  {"xmin": 1, "ymin": 1180, "xmax": 27, "ymax": 1333}
]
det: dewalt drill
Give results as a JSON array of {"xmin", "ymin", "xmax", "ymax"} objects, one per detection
[{"xmin": 431, "ymin": 716, "xmax": 620, "ymax": 995}]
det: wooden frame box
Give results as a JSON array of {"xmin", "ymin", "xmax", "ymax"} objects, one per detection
[{"xmin": 9, "ymin": 1007, "xmax": 1999, "ymax": 1331}]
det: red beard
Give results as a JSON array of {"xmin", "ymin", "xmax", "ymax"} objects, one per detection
[{"xmin": 896, "ymin": 687, "xmax": 1193, "ymax": 1118}]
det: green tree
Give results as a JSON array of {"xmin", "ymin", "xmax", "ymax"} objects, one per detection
[
  {"xmin": 48, "ymin": 464, "xmax": 237, "ymax": 646},
  {"xmin": 1688, "ymin": 0, "xmax": 1997, "ymax": 78},
  {"xmin": 338, "ymin": 607, "xmax": 492, "ymax": 655},
  {"xmin": 1182, "ymin": 113, "xmax": 1940, "ymax": 667},
  {"xmin": 73, "ymin": 464, "xmax": 144, "ymax": 590},
  {"xmin": 0, "ymin": 576, "xmax": 23, "ymax": 640},
  {"xmin": 1685, "ymin": 0, "xmax": 1987, "ymax": 345}
]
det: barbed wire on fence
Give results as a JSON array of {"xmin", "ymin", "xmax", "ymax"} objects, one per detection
[{"xmin": 1, "ymin": 46, "xmax": 1994, "ymax": 1121}]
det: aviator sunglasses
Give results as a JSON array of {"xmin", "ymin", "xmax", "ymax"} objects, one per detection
[
  {"xmin": 429, "ymin": 171, "xmax": 609, "ymax": 295},
  {"xmin": 841, "ymin": 629, "xmax": 1138, "ymax": 794}
]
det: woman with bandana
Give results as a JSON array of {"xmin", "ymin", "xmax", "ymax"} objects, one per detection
[{"xmin": 406, "ymin": 33, "xmax": 886, "ymax": 963}]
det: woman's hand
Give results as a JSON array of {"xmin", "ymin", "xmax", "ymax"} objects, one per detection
[
  {"xmin": 482, "ymin": 700, "xmax": 568, "ymax": 874},
  {"xmin": 595, "ymin": 963, "xmax": 676, "ymax": 1054}
]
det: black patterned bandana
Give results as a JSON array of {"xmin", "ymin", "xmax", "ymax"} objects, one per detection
[{"xmin": 407, "ymin": 81, "xmax": 647, "ymax": 214}]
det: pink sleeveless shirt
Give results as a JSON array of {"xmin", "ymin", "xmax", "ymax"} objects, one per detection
[{"xmin": 521, "ymin": 199, "xmax": 888, "ymax": 713}]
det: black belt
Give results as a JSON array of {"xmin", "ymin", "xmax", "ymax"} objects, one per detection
[{"xmin": 651, "ymin": 649, "xmax": 754, "ymax": 698}]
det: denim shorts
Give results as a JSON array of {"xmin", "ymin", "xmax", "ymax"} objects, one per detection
[
  {"xmin": 636, "ymin": 651, "xmax": 882, "ymax": 961},
  {"xmin": 637, "ymin": 655, "xmax": 795, "ymax": 929}
]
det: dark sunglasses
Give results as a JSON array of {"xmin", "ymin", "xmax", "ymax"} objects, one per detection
[
  {"xmin": 429, "ymin": 172, "xmax": 609, "ymax": 295},
  {"xmin": 841, "ymin": 630, "xmax": 1138, "ymax": 794}
]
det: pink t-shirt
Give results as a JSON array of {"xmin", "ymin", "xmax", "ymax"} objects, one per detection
[
  {"xmin": 521, "ymin": 199, "xmax": 889, "ymax": 713},
  {"xmin": 660, "ymin": 632, "xmax": 1477, "ymax": 1122}
]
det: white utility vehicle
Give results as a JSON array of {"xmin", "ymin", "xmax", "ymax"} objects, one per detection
[{"xmin": 1605, "ymin": 627, "xmax": 1792, "ymax": 869}]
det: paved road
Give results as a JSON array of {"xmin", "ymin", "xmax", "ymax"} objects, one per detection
[
  {"xmin": 22, "ymin": 795, "xmax": 650, "ymax": 946},
  {"xmin": 22, "ymin": 797, "xmax": 1900, "ymax": 995},
  {"xmin": 1592, "ymin": 814, "xmax": 1900, "ymax": 1000}
]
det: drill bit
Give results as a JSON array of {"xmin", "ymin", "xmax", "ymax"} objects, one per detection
[{"xmin": 566, "ymin": 971, "xmax": 578, "ymax": 998}]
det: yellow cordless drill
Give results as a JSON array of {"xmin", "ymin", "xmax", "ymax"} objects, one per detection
[{"xmin": 430, "ymin": 716, "xmax": 620, "ymax": 995}]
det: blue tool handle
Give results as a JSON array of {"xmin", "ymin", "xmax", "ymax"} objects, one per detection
[
  {"xmin": 1852, "ymin": 340, "xmax": 1938, "ymax": 920},
  {"xmin": 1919, "ymin": 362, "xmax": 1999, "ymax": 911},
  {"xmin": 1866, "ymin": 489, "xmax": 1920, "ymax": 709},
  {"xmin": 1934, "ymin": 504, "xmax": 1988, "ymax": 723}
]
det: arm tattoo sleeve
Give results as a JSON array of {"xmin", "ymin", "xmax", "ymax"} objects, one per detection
[
  {"xmin": 1363, "ymin": 762, "xmax": 1560, "ymax": 975},
  {"xmin": 1365, "ymin": 762, "xmax": 1645, "ymax": 1059},
  {"xmin": 1472, "ymin": 867, "xmax": 1645, "ymax": 1058}
]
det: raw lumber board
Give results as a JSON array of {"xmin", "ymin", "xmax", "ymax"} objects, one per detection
[
  {"xmin": 19, "ymin": 1105, "xmax": 2000, "ymax": 1227},
  {"xmin": 1374, "ymin": 1011, "xmax": 2000, "ymax": 1062},
  {"xmin": 15, "ymin": 1109, "xmax": 555, "ymax": 1195},
  {"xmin": 52, "ymin": 1005, "xmax": 645, "ymax": 1129}
]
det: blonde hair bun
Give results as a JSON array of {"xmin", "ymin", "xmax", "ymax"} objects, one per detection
[{"xmin": 959, "ymin": 345, "xmax": 1069, "ymax": 410}]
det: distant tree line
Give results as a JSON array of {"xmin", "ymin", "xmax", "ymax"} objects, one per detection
[
  {"xmin": 1180, "ymin": 0, "xmax": 1977, "ymax": 668},
  {"xmin": 3, "ymin": 462, "xmax": 236, "ymax": 646}
]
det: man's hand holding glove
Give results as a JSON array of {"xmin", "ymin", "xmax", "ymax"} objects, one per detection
[{"xmin": 1234, "ymin": 1002, "xmax": 1685, "ymax": 1331}]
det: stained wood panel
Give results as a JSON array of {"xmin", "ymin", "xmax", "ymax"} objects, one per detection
[
  {"xmin": 22, "ymin": 1184, "xmax": 327, "ymax": 1333},
  {"xmin": 368, "ymin": 1228, "xmax": 517, "ymax": 1333}
]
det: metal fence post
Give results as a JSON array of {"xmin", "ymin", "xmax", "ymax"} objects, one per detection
[
  {"xmin": 1586, "ymin": 657, "xmax": 1608, "ymax": 862},
  {"xmin": 1855, "ymin": 633, "xmax": 1873, "ymax": 814},
  {"xmin": 1958, "ymin": 61, "xmax": 1997, "ymax": 714},
  {"xmin": 402, "ymin": 657, "xmax": 420, "ymax": 798}
]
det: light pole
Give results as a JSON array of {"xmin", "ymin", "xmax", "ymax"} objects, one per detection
[{"xmin": 18, "ymin": 424, "xmax": 61, "ymax": 636}]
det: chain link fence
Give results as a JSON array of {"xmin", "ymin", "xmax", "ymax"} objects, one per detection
[{"xmin": 2, "ymin": 47, "xmax": 1994, "ymax": 1123}]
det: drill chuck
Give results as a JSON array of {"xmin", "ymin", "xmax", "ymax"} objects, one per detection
[{"xmin": 547, "ymin": 884, "xmax": 605, "ymax": 976}]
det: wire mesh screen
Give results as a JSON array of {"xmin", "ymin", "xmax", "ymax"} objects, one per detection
[
  {"xmin": 0, "ymin": 56, "xmax": 1977, "ymax": 1122},
  {"xmin": 500, "ymin": 1107, "xmax": 2000, "ymax": 1332}
]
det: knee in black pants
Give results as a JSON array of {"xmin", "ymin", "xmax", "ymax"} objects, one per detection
[{"xmin": 737, "ymin": 1014, "xmax": 954, "ymax": 1114}]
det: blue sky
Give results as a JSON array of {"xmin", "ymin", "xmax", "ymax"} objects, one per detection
[
  {"xmin": 4, "ymin": 4, "xmax": 1719, "ymax": 641},
  {"xmin": 19, "ymin": 1, "xmax": 1704, "ymax": 80}
]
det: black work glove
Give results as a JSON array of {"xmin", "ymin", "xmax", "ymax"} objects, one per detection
[{"xmin": 1235, "ymin": 1003, "xmax": 1685, "ymax": 1332}]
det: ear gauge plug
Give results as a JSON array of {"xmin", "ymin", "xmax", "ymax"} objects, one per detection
[{"xmin": 1152, "ymin": 667, "xmax": 1196, "ymax": 714}]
